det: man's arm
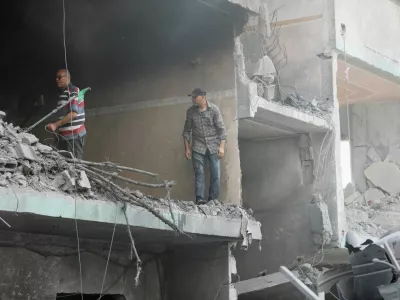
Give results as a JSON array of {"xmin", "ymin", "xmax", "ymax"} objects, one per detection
[
  {"xmin": 182, "ymin": 109, "xmax": 192, "ymax": 159},
  {"xmin": 214, "ymin": 107, "xmax": 226, "ymax": 158},
  {"xmin": 47, "ymin": 93, "xmax": 79, "ymax": 132}
]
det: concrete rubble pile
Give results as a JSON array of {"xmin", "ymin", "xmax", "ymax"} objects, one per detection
[
  {"xmin": 345, "ymin": 146, "xmax": 400, "ymax": 238},
  {"xmin": 282, "ymin": 93, "xmax": 332, "ymax": 117},
  {"xmin": 0, "ymin": 111, "xmax": 254, "ymax": 228}
]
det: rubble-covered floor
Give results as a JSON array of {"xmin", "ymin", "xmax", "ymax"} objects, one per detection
[{"xmin": 345, "ymin": 146, "xmax": 400, "ymax": 238}]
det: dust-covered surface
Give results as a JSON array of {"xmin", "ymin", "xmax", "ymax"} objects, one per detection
[
  {"xmin": 345, "ymin": 146, "xmax": 400, "ymax": 238},
  {"xmin": 0, "ymin": 115, "xmax": 254, "ymax": 222}
]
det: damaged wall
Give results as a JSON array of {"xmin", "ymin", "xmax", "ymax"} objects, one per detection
[{"xmin": 0, "ymin": 247, "xmax": 159, "ymax": 300}]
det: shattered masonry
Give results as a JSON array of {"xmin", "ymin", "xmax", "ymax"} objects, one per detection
[{"xmin": 345, "ymin": 146, "xmax": 400, "ymax": 238}]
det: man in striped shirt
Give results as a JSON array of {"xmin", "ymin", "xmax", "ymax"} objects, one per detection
[{"xmin": 46, "ymin": 69, "xmax": 86, "ymax": 159}]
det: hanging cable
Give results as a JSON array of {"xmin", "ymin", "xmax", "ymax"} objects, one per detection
[{"xmin": 62, "ymin": 1, "xmax": 83, "ymax": 299}]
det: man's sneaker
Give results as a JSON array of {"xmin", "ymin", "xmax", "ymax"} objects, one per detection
[{"xmin": 197, "ymin": 199, "xmax": 207, "ymax": 205}]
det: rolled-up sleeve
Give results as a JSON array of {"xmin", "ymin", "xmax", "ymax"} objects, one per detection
[
  {"xmin": 182, "ymin": 109, "xmax": 192, "ymax": 141},
  {"xmin": 214, "ymin": 107, "xmax": 226, "ymax": 141}
]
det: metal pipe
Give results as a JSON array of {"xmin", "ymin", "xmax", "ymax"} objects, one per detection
[
  {"xmin": 280, "ymin": 266, "xmax": 320, "ymax": 300},
  {"xmin": 279, "ymin": 266, "xmax": 321, "ymax": 300}
]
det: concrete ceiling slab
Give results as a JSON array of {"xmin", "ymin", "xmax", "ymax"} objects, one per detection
[
  {"xmin": 239, "ymin": 119, "xmax": 295, "ymax": 140},
  {"xmin": 337, "ymin": 59, "xmax": 400, "ymax": 105}
]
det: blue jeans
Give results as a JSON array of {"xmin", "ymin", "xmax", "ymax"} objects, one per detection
[{"xmin": 192, "ymin": 150, "xmax": 220, "ymax": 202}]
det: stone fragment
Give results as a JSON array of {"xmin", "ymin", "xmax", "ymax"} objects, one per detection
[
  {"xmin": 0, "ymin": 179, "xmax": 7, "ymax": 187},
  {"xmin": 52, "ymin": 170, "xmax": 76, "ymax": 191},
  {"xmin": 21, "ymin": 133, "xmax": 39, "ymax": 145},
  {"xmin": 343, "ymin": 182, "xmax": 355, "ymax": 198},
  {"xmin": 58, "ymin": 150, "xmax": 74, "ymax": 159},
  {"xmin": 364, "ymin": 188, "xmax": 385, "ymax": 205},
  {"xmin": 5, "ymin": 145, "xmax": 18, "ymax": 158},
  {"xmin": 77, "ymin": 171, "xmax": 91, "ymax": 190},
  {"xmin": 0, "ymin": 124, "xmax": 4, "ymax": 137},
  {"xmin": 20, "ymin": 160, "xmax": 32, "ymax": 176},
  {"xmin": 36, "ymin": 143, "xmax": 52, "ymax": 154},
  {"xmin": 0, "ymin": 111, "xmax": 5, "ymax": 120},
  {"xmin": 364, "ymin": 161, "xmax": 400, "ymax": 195},
  {"xmin": 367, "ymin": 147, "xmax": 381, "ymax": 162},
  {"xmin": 15, "ymin": 143, "xmax": 37, "ymax": 161},
  {"xmin": 345, "ymin": 191, "xmax": 364, "ymax": 206}
]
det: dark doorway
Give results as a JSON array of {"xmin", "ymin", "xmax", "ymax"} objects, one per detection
[{"xmin": 56, "ymin": 294, "xmax": 126, "ymax": 300}]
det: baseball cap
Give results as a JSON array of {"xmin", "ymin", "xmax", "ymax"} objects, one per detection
[{"xmin": 188, "ymin": 88, "xmax": 207, "ymax": 97}]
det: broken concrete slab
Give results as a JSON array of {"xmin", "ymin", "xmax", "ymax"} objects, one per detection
[
  {"xmin": 15, "ymin": 143, "xmax": 37, "ymax": 161},
  {"xmin": 345, "ymin": 191, "xmax": 364, "ymax": 206},
  {"xmin": 364, "ymin": 188, "xmax": 385, "ymax": 204},
  {"xmin": 36, "ymin": 143, "xmax": 52, "ymax": 154},
  {"xmin": 364, "ymin": 161, "xmax": 400, "ymax": 195},
  {"xmin": 367, "ymin": 147, "xmax": 381, "ymax": 162},
  {"xmin": 77, "ymin": 171, "xmax": 91, "ymax": 190},
  {"xmin": 344, "ymin": 183, "xmax": 355, "ymax": 199},
  {"xmin": 21, "ymin": 133, "xmax": 39, "ymax": 145}
]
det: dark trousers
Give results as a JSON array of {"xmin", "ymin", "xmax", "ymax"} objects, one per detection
[
  {"xmin": 58, "ymin": 136, "xmax": 85, "ymax": 160},
  {"xmin": 192, "ymin": 150, "xmax": 220, "ymax": 202}
]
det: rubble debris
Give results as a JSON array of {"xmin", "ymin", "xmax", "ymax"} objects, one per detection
[
  {"xmin": 344, "ymin": 190, "xmax": 364, "ymax": 206},
  {"xmin": 0, "ymin": 111, "xmax": 5, "ymax": 120},
  {"xmin": 0, "ymin": 113, "xmax": 255, "ymax": 235},
  {"xmin": 364, "ymin": 188, "xmax": 385, "ymax": 205},
  {"xmin": 21, "ymin": 133, "xmax": 39, "ymax": 145},
  {"xmin": 364, "ymin": 161, "xmax": 400, "ymax": 195},
  {"xmin": 77, "ymin": 170, "xmax": 91, "ymax": 190},
  {"xmin": 309, "ymin": 194, "xmax": 333, "ymax": 246},
  {"xmin": 282, "ymin": 93, "xmax": 332, "ymax": 117},
  {"xmin": 15, "ymin": 143, "xmax": 37, "ymax": 161}
]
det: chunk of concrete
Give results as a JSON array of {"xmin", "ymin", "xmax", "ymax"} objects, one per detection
[
  {"xmin": 52, "ymin": 170, "xmax": 76, "ymax": 191},
  {"xmin": 15, "ymin": 143, "xmax": 37, "ymax": 161},
  {"xmin": 364, "ymin": 188, "xmax": 385, "ymax": 204},
  {"xmin": 344, "ymin": 182, "xmax": 355, "ymax": 199},
  {"xmin": 21, "ymin": 133, "xmax": 39, "ymax": 145},
  {"xmin": 0, "ymin": 124, "xmax": 4, "ymax": 137},
  {"xmin": 5, "ymin": 145, "xmax": 18, "ymax": 158},
  {"xmin": 364, "ymin": 161, "xmax": 400, "ymax": 195},
  {"xmin": 0, "ymin": 111, "xmax": 6, "ymax": 120},
  {"xmin": 247, "ymin": 55, "xmax": 276, "ymax": 78},
  {"xmin": 77, "ymin": 171, "xmax": 91, "ymax": 190},
  {"xmin": 367, "ymin": 147, "xmax": 381, "ymax": 162},
  {"xmin": 345, "ymin": 191, "xmax": 364, "ymax": 206},
  {"xmin": 36, "ymin": 143, "xmax": 52, "ymax": 154},
  {"xmin": 58, "ymin": 150, "xmax": 74, "ymax": 159}
]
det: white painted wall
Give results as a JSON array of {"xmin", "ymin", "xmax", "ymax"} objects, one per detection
[{"xmin": 335, "ymin": 0, "xmax": 400, "ymax": 77}]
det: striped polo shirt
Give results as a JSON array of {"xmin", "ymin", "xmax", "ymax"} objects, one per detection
[{"xmin": 57, "ymin": 83, "xmax": 86, "ymax": 140}]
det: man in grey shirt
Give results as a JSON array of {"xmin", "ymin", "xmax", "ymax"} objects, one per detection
[{"xmin": 182, "ymin": 88, "xmax": 226, "ymax": 205}]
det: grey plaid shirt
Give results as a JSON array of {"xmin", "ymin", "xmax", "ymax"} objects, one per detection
[{"xmin": 182, "ymin": 102, "xmax": 226, "ymax": 155}]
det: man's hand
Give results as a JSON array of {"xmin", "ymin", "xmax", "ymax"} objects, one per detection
[
  {"xmin": 218, "ymin": 146, "xmax": 225, "ymax": 159},
  {"xmin": 46, "ymin": 123, "xmax": 57, "ymax": 132},
  {"xmin": 185, "ymin": 148, "xmax": 191, "ymax": 160}
]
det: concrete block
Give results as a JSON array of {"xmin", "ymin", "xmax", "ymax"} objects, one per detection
[
  {"xmin": 343, "ymin": 183, "xmax": 355, "ymax": 198},
  {"xmin": 77, "ymin": 171, "xmax": 91, "ymax": 190},
  {"xmin": 52, "ymin": 170, "xmax": 76, "ymax": 191},
  {"xmin": 367, "ymin": 147, "xmax": 381, "ymax": 162},
  {"xmin": 364, "ymin": 161, "xmax": 400, "ymax": 195},
  {"xmin": 0, "ymin": 111, "xmax": 6, "ymax": 120},
  {"xmin": 36, "ymin": 143, "xmax": 52, "ymax": 154},
  {"xmin": 364, "ymin": 188, "xmax": 385, "ymax": 204},
  {"xmin": 345, "ymin": 191, "xmax": 364, "ymax": 206},
  {"xmin": 5, "ymin": 145, "xmax": 18, "ymax": 159},
  {"xmin": 15, "ymin": 143, "xmax": 37, "ymax": 161},
  {"xmin": 21, "ymin": 133, "xmax": 39, "ymax": 145}
]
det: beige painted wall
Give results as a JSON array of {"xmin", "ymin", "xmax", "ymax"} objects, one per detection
[{"xmin": 85, "ymin": 94, "xmax": 240, "ymax": 204}]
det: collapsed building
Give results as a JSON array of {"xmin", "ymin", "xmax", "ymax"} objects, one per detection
[{"xmin": 1, "ymin": 0, "xmax": 399, "ymax": 299}]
